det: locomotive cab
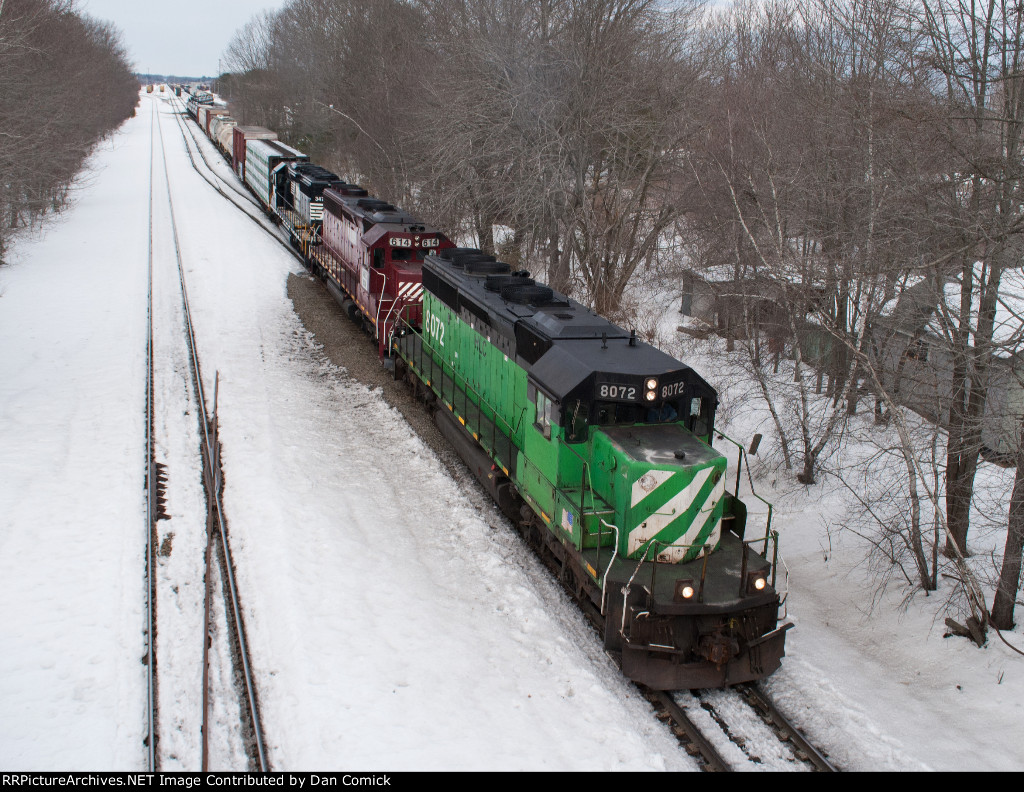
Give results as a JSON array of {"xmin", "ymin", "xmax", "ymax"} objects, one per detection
[{"xmin": 524, "ymin": 352, "xmax": 785, "ymax": 688}]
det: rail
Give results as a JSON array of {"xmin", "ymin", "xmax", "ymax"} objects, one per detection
[
  {"xmin": 735, "ymin": 683, "xmax": 838, "ymax": 772},
  {"xmin": 144, "ymin": 98, "xmax": 157, "ymax": 773},
  {"xmin": 647, "ymin": 690, "xmax": 731, "ymax": 772},
  {"xmin": 155, "ymin": 106, "xmax": 269, "ymax": 771}
]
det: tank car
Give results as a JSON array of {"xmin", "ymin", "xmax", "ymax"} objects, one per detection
[{"xmin": 392, "ymin": 250, "xmax": 790, "ymax": 689}]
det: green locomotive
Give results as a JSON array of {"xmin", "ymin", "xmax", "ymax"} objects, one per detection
[{"xmin": 394, "ymin": 250, "xmax": 789, "ymax": 689}]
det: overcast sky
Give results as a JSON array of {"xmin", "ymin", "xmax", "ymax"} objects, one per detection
[{"xmin": 80, "ymin": 0, "xmax": 288, "ymax": 77}]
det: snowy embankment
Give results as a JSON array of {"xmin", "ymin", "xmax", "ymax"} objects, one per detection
[{"xmin": 0, "ymin": 92, "xmax": 690, "ymax": 771}]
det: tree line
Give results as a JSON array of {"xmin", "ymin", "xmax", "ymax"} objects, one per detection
[
  {"xmin": 0, "ymin": 0, "xmax": 139, "ymax": 263},
  {"xmin": 220, "ymin": 0, "xmax": 1024, "ymax": 635}
]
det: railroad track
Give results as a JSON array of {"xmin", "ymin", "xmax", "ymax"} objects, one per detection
[
  {"xmin": 646, "ymin": 683, "xmax": 837, "ymax": 772},
  {"xmin": 144, "ymin": 95, "xmax": 269, "ymax": 771},
  {"xmin": 144, "ymin": 98, "xmax": 158, "ymax": 774},
  {"xmin": 167, "ymin": 95, "xmax": 263, "ymax": 211}
]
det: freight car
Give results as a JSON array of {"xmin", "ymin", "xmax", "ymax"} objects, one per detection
[
  {"xmin": 209, "ymin": 114, "xmax": 236, "ymax": 157},
  {"xmin": 392, "ymin": 251, "xmax": 789, "ymax": 688},
  {"xmin": 186, "ymin": 91, "xmax": 213, "ymax": 117},
  {"xmin": 243, "ymin": 139, "xmax": 308, "ymax": 213},
  {"xmin": 231, "ymin": 125, "xmax": 276, "ymax": 181}
]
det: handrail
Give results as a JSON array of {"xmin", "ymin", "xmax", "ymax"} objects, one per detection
[
  {"xmin": 373, "ymin": 272, "xmax": 387, "ymax": 334},
  {"xmin": 621, "ymin": 541, "xmax": 654, "ymax": 637},
  {"xmin": 381, "ymin": 291, "xmax": 402, "ymax": 342},
  {"xmin": 559, "ymin": 437, "xmax": 598, "ymax": 513},
  {"xmin": 647, "ymin": 539, "xmax": 713, "ymax": 599},
  {"xmin": 382, "ymin": 280, "xmax": 424, "ymax": 351},
  {"xmin": 713, "ymin": 429, "xmax": 774, "ymax": 554},
  {"xmin": 599, "ymin": 519, "xmax": 620, "ymax": 614},
  {"xmin": 395, "ymin": 316, "xmax": 521, "ymax": 444},
  {"xmin": 394, "ymin": 318, "xmax": 614, "ymax": 561},
  {"xmin": 386, "ymin": 302, "xmax": 419, "ymax": 351}
]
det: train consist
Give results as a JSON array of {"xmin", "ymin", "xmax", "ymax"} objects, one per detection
[{"xmin": 182, "ymin": 92, "xmax": 790, "ymax": 690}]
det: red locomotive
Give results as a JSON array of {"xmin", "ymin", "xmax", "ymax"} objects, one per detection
[{"xmin": 306, "ymin": 190, "xmax": 452, "ymax": 357}]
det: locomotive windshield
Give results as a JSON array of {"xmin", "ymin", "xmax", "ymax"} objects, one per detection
[
  {"xmin": 585, "ymin": 394, "xmax": 712, "ymax": 440},
  {"xmin": 390, "ymin": 248, "xmax": 428, "ymax": 262}
]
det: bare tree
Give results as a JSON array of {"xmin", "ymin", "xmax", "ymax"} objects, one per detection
[
  {"xmin": 688, "ymin": 0, "xmax": 937, "ymax": 485},
  {"xmin": 918, "ymin": 0, "xmax": 1024, "ymax": 563},
  {"xmin": 406, "ymin": 0, "xmax": 706, "ymax": 313},
  {"xmin": 0, "ymin": 0, "xmax": 136, "ymax": 262}
]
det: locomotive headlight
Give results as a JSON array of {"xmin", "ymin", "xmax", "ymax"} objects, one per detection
[
  {"xmin": 645, "ymin": 378, "xmax": 658, "ymax": 391},
  {"xmin": 747, "ymin": 571, "xmax": 769, "ymax": 594},
  {"xmin": 675, "ymin": 579, "xmax": 696, "ymax": 602},
  {"xmin": 645, "ymin": 390, "xmax": 657, "ymax": 402}
]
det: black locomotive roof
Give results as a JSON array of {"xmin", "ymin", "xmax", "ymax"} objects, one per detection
[
  {"xmin": 422, "ymin": 255, "xmax": 716, "ymax": 404},
  {"xmin": 370, "ymin": 209, "xmax": 420, "ymax": 225},
  {"xmin": 289, "ymin": 162, "xmax": 341, "ymax": 183},
  {"xmin": 287, "ymin": 163, "xmax": 352, "ymax": 196}
]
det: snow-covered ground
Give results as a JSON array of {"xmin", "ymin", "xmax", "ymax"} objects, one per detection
[{"xmin": 0, "ymin": 89, "xmax": 1021, "ymax": 771}]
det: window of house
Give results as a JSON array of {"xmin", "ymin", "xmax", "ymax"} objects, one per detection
[{"xmin": 907, "ymin": 338, "xmax": 929, "ymax": 362}]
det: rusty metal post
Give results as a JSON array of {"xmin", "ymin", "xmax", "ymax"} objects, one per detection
[
  {"xmin": 738, "ymin": 541, "xmax": 750, "ymax": 598},
  {"xmin": 201, "ymin": 498, "xmax": 213, "ymax": 771},
  {"xmin": 698, "ymin": 546, "xmax": 711, "ymax": 603}
]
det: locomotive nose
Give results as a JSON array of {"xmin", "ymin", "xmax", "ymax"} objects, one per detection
[{"xmin": 595, "ymin": 423, "xmax": 728, "ymax": 564}]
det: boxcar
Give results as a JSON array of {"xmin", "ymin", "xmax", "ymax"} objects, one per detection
[{"xmin": 231, "ymin": 126, "xmax": 277, "ymax": 181}]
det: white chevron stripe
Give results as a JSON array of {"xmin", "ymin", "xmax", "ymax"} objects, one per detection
[
  {"xmin": 679, "ymin": 474, "xmax": 724, "ymax": 546},
  {"xmin": 631, "ymin": 469, "xmax": 675, "ymax": 508},
  {"xmin": 627, "ymin": 467, "xmax": 715, "ymax": 556},
  {"xmin": 656, "ymin": 474, "xmax": 727, "ymax": 561},
  {"xmin": 657, "ymin": 515, "xmax": 722, "ymax": 563},
  {"xmin": 397, "ymin": 282, "xmax": 423, "ymax": 301}
]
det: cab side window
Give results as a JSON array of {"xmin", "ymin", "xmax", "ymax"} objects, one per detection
[
  {"xmin": 689, "ymin": 397, "xmax": 709, "ymax": 438},
  {"xmin": 535, "ymin": 390, "xmax": 553, "ymax": 439}
]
